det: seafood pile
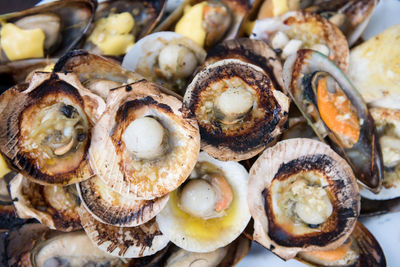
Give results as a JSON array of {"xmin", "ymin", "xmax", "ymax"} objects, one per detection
[{"xmin": 0, "ymin": 0, "xmax": 398, "ymax": 266}]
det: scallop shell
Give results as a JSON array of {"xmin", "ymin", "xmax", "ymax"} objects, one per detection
[
  {"xmin": 248, "ymin": 138, "xmax": 360, "ymax": 260},
  {"xmin": 77, "ymin": 175, "xmax": 169, "ymax": 227},
  {"xmin": 156, "ymin": 151, "xmax": 251, "ymax": 253},
  {"xmin": 251, "ymin": 11, "xmax": 349, "ymax": 72},
  {"xmin": 89, "ymin": 80, "xmax": 200, "ymax": 199},
  {"xmin": 78, "ymin": 206, "xmax": 169, "ymax": 258},
  {"xmin": 0, "ymin": 72, "xmax": 105, "ymax": 185},
  {"xmin": 9, "ymin": 174, "xmax": 81, "ymax": 232},
  {"xmin": 183, "ymin": 58, "xmax": 289, "ymax": 161}
]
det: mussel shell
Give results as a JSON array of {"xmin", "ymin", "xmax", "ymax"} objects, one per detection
[
  {"xmin": 79, "ymin": 205, "xmax": 170, "ymax": 258},
  {"xmin": 283, "ymin": 49, "xmax": 383, "ymax": 193},
  {"xmin": 0, "ymin": 72, "xmax": 105, "ymax": 186},
  {"xmin": 248, "ymin": 138, "xmax": 360, "ymax": 260},
  {"xmin": 77, "ymin": 175, "xmax": 169, "ymax": 227},
  {"xmin": 9, "ymin": 174, "xmax": 81, "ymax": 232},
  {"xmin": 0, "ymin": 0, "xmax": 97, "ymax": 63},
  {"xmin": 360, "ymin": 197, "xmax": 400, "ymax": 217},
  {"xmin": 183, "ymin": 58, "xmax": 289, "ymax": 161},
  {"xmin": 89, "ymin": 80, "xmax": 200, "ymax": 199},
  {"xmin": 204, "ymin": 38, "xmax": 285, "ymax": 93},
  {"xmin": 297, "ymin": 221, "xmax": 386, "ymax": 266},
  {"xmin": 305, "ymin": 0, "xmax": 377, "ymax": 46}
]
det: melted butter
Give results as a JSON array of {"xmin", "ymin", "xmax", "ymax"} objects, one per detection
[
  {"xmin": 169, "ymin": 188, "xmax": 239, "ymax": 241},
  {"xmin": 175, "ymin": 2, "xmax": 207, "ymax": 47},
  {"xmin": 88, "ymin": 12, "xmax": 135, "ymax": 56},
  {"xmin": 0, "ymin": 23, "xmax": 45, "ymax": 61},
  {"xmin": 0, "ymin": 154, "xmax": 10, "ymax": 178}
]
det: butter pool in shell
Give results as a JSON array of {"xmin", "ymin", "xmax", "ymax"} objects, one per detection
[
  {"xmin": 0, "ymin": 72, "xmax": 105, "ymax": 186},
  {"xmin": 156, "ymin": 151, "xmax": 251, "ymax": 253},
  {"xmin": 248, "ymin": 138, "xmax": 360, "ymax": 260},
  {"xmin": 89, "ymin": 80, "xmax": 200, "ymax": 199}
]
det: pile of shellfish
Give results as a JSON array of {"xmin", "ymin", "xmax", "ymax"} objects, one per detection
[{"xmin": 0, "ymin": 0, "xmax": 398, "ymax": 266}]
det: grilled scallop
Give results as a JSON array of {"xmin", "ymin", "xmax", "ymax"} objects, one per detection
[
  {"xmin": 79, "ymin": 206, "xmax": 169, "ymax": 258},
  {"xmin": 89, "ymin": 80, "xmax": 200, "ymax": 199},
  {"xmin": 251, "ymin": 11, "xmax": 349, "ymax": 72},
  {"xmin": 0, "ymin": 72, "xmax": 105, "ymax": 186},
  {"xmin": 183, "ymin": 59, "xmax": 289, "ymax": 161},
  {"xmin": 204, "ymin": 38, "xmax": 285, "ymax": 93},
  {"xmin": 248, "ymin": 138, "xmax": 360, "ymax": 260},
  {"xmin": 77, "ymin": 176, "xmax": 169, "ymax": 227},
  {"xmin": 122, "ymin": 31, "xmax": 206, "ymax": 95},
  {"xmin": 157, "ymin": 152, "xmax": 251, "ymax": 253},
  {"xmin": 53, "ymin": 50, "xmax": 144, "ymax": 100},
  {"xmin": 9, "ymin": 174, "xmax": 81, "ymax": 232}
]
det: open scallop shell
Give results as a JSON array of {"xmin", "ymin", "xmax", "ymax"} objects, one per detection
[
  {"xmin": 53, "ymin": 50, "xmax": 144, "ymax": 100},
  {"xmin": 77, "ymin": 175, "xmax": 169, "ymax": 227},
  {"xmin": 183, "ymin": 58, "xmax": 289, "ymax": 161},
  {"xmin": 78, "ymin": 206, "xmax": 169, "ymax": 258},
  {"xmin": 204, "ymin": 38, "xmax": 285, "ymax": 93},
  {"xmin": 0, "ymin": 72, "xmax": 105, "ymax": 186},
  {"xmin": 156, "ymin": 151, "xmax": 251, "ymax": 253},
  {"xmin": 122, "ymin": 31, "xmax": 206, "ymax": 95},
  {"xmin": 248, "ymin": 138, "xmax": 360, "ymax": 260},
  {"xmin": 9, "ymin": 174, "xmax": 81, "ymax": 232},
  {"xmin": 251, "ymin": 11, "xmax": 349, "ymax": 72},
  {"xmin": 89, "ymin": 80, "xmax": 200, "ymax": 199},
  {"xmin": 0, "ymin": 0, "xmax": 96, "ymax": 63}
]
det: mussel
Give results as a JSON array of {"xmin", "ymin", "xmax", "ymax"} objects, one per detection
[
  {"xmin": 0, "ymin": 72, "xmax": 105, "ymax": 186},
  {"xmin": 283, "ymin": 49, "xmax": 383, "ymax": 193},
  {"xmin": 0, "ymin": 0, "xmax": 96, "ymax": 63},
  {"xmin": 248, "ymin": 138, "xmax": 360, "ymax": 260}
]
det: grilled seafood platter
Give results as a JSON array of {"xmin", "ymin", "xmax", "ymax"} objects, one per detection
[{"xmin": 0, "ymin": 0, "xmax": 398, "ymax": 266}]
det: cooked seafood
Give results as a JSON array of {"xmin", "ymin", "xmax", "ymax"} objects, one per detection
[
  {"xmin": 157, "ymin": 152, "xmax": 250, "ymax": 253},
  {"xmin": 204, "ymin": 38, "xmax": 285, "ymax": 93},
  {"xmin": 297, "ymin": 221, "xmax": 386, "ymax": 266},
  {"xmin": 9, "ymin": 174, "xmax": 81, "ymax": 232},
  {"xmin": 0, "ymin": 0, "xmax": 96, "ymax": 62},
  {"xmin": 305, "ymin": 0, "xmax": 377, "ymax": 46},
  {"xmin": 79, "ymin": 206, "xmax": 169, "ymax": 258},
  {"xmin": 248, "ymin": 138, "xmax": 360, "ymax": 260},
  {"xmin": 0, "ymin": 72, "xmax": 105, "ymax": 185},
  {"xmin": 184, "ymin": 58, "xmax": 289, "ymax": 161},
  {"xmin": 283, "ymin": 49, "xmax": 383, "ymax": 193},
  {"xmin": 122, "ymin": 31, "xmax": 206, "ymax": 94},
  {"xmin": 155, "ymin": 0, "xmax": 251, "ymax": 49},
  {"xmin": 89, "ymin": 80, "xmax": 200, "ymax": 199},
  {"xmin": 84, "ymin": 0, "xmax": 166, "ymax": 56},
  {"xmin": 348, "ymin": 24, "xmax": 400, "ymax": 109},
  {"xmin": 78, "ymin": 175, "xmax": 169, "ymax": 227},
  {"xmin": 251, "ymin": 11, "xmax": 349, "ymax": 72},
  {"xmin": 360, "ymin": 108, "xmax": 400, "ymax": 200}
]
